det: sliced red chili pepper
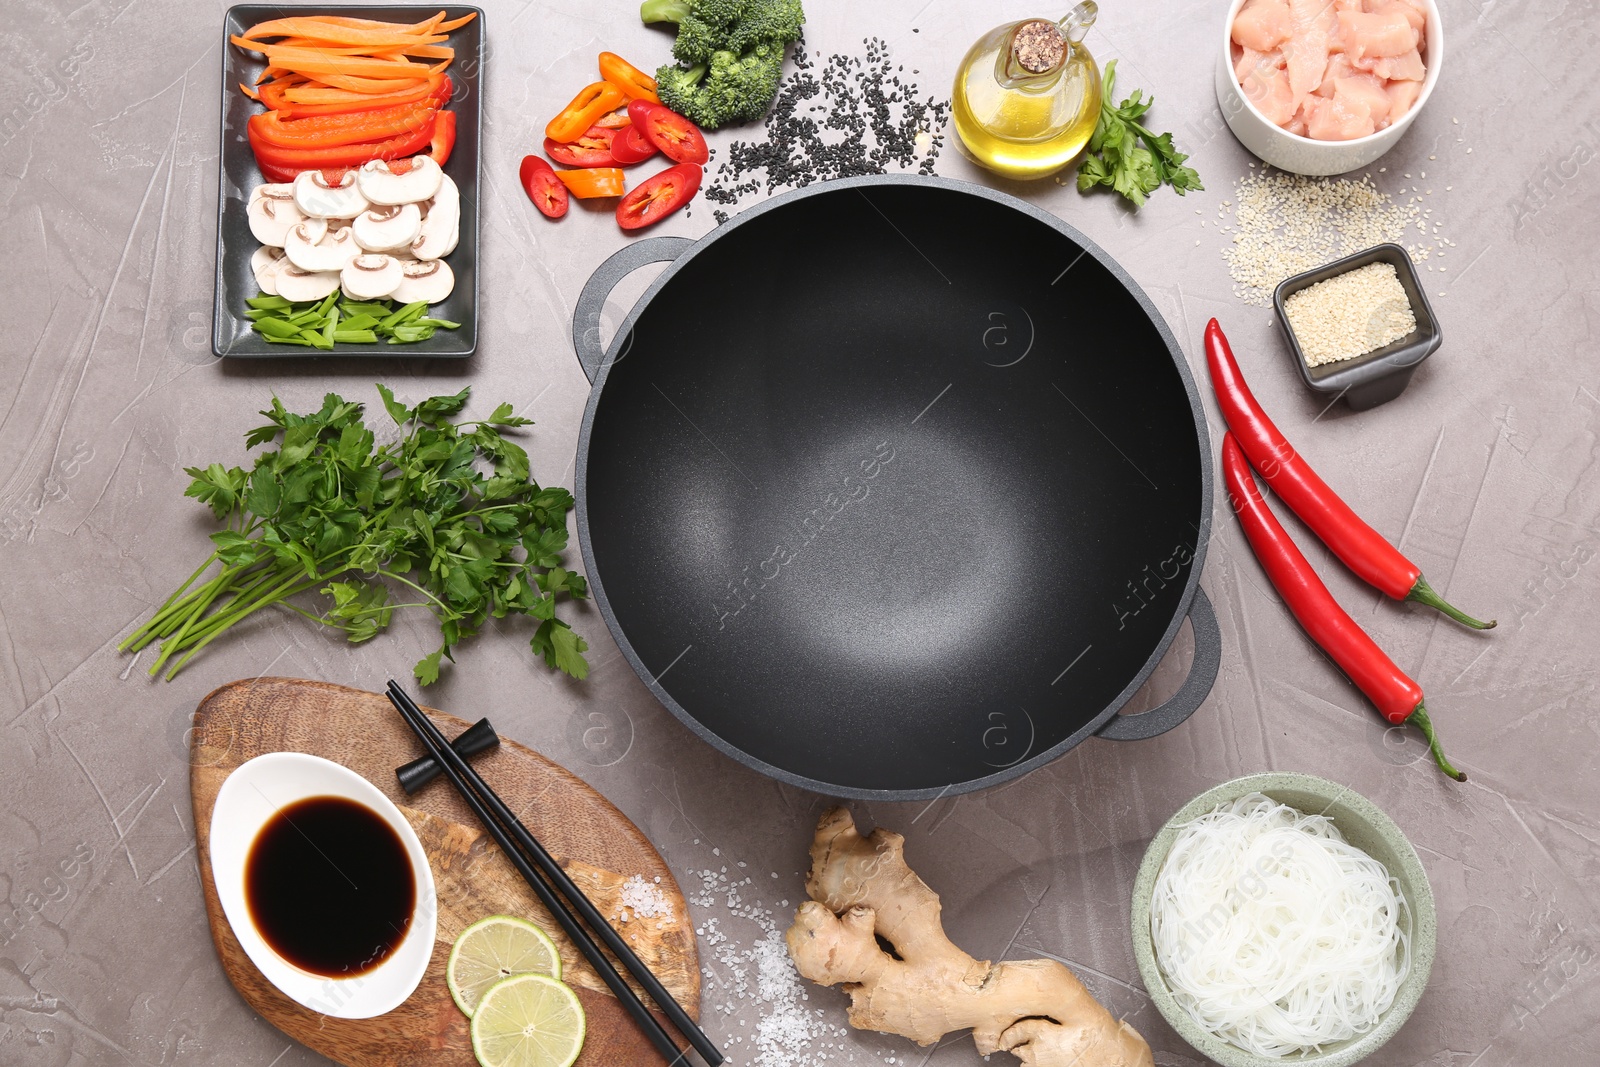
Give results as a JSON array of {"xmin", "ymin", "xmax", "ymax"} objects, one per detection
[
  {"xmin": 248, "ymin": 113, "xmax": 437, "ymax": 175},
  {"xmin": 427, "ymin": 109, "xmax": 456, "ymax": 168},
  {"xmin": 520, "ymin": 155, "xmax": 568, "ymax": 218},
  {"xmin": 547, "ymin": 81, "xmax": 626, "ymax": 143},
  {"xmin": 607, "ymin": 123, "xmax": 658, "ymax": 165},
  {"xmin": 627, "ymin": 99, "xmax": 708, "ymax": 165},
  {"xmin": 1221, "ymin": 432, "xmax": 1464, "ymax": 781},
  {"xmin": 1205, "ymin": 319, "xmax": 1494, "ymax": 629},
  {"xmin": 616, "ymin": 162, "xmax": 701, "ymax": 230},
  {"xmin": 555, "ymin": 167, "xmax": 625, "ymax": 198},
  {"xmin": 544, "ymin": 126, "xmax": 616, "ymax": 167},
  {"xmin": 247, "ymin": 102, "xmax": 440, "ymax": 150}
]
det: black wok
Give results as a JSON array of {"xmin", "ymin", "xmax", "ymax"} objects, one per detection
[{"xmin": 570, "ymin": 175, "xmax": 1218, "ymax": 800}]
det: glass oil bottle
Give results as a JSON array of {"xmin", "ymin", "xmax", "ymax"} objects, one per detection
[{"xmin": 951, "ymin": 2, "xmax": 1103, "ymax": 180}]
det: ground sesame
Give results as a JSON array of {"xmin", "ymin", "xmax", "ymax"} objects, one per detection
[
  {"xmin": 1219, "ymin": 170, "xmax": 1448, "ymax": 306},
  {"xmin": 704, "ymin": 36, "xmax": 950, "ymax": 223},
  {"xmin": 1284, "ymin": 262, "xmax": 1416, "ymax": 367}
]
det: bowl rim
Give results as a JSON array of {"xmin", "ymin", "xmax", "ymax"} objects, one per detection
[
  {"xmin": 1130, "ymin": 772, "xmax": 1436, "ymax": 1067},
  {"xmin": 208, "ymin": 751, "xmax": 438, "ymax": 1019},
  {"xmin": 1219, "ymin": 0, "xmax": 1444, "ymax": 149}
]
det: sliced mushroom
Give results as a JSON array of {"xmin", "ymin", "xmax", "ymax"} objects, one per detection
[
  {"xmin": 352, "ymin": 203, "xmax": 423, "ymax": 252},
  {"xmin": 275, "ymin": 266, "xmax": 342, "ymax": 303},
  {"xmin": 340, "ymin": 254, "xmax": 405, "ymax": 300},
  {"xmin": 389, "ymin": 258, "xmax": 455, "ymax": 305},
  {"xmin": 247, "ymin": 184, "xmax": 304, "ymax": 246},
  {"xmin": 357, "ymin": 155, "xmax": 443, "ymax": 205},
  {"xmin": 250, "ymin": 246, "xmax": 290, "ymax": 296},
  {"xmin": 284, "ymin": 221, "xmax": 359, "ymax": 272},
  {"xmin": 293, "ymin": 169, "xmax": 369, "ymax": 219},
  {"xmin": 410, "ymin": 175, "xmax": 460, "ymax": 261}
]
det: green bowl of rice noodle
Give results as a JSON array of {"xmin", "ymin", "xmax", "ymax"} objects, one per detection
[{"xmin": 1131, "ymin": 772, "xmax": 1435, "ymax": 1066}]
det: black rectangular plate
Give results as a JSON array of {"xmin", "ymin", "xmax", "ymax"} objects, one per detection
[{"xmin": 212, "ymin": 5, "xmax": 483, "ymax": 358}]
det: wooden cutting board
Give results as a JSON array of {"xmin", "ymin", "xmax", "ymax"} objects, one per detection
[{"xmin": 190, "ymin": 677, "xmax": 700, "ymax": 1067}]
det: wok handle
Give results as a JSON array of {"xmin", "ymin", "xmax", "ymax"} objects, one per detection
[
  {"xmin": 1095, "ymin": 587, "xmax": 1221, "ymax": 742},
  {"xmin": 571, "ymin": 236, "xmax": 694, "ymax": 383}
]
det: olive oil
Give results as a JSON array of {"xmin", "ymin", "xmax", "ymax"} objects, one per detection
[
  {"xmin": 952, "ymin": 3, "xmax": 1103, "ymax": 180},
  {"xmin": 245, "ymin": 795, "xmax": 415, "ymax": 978}
]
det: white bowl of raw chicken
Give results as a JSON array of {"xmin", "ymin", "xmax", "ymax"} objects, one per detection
[{"xmin": 1217, "ymin": 0, "xmax": 1442, "ymax": 175}]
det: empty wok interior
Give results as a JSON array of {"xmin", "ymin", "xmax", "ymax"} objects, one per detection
[{"xmin": 584, "ymin": 184, "xmax": 1203, "ymax": 793}]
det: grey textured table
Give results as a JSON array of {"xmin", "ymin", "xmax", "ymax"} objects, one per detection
[{"xmin": 3, "ymin": 1, "xmax": 1597, "ymax": 1065}]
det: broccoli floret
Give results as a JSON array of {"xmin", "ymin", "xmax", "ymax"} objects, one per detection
[
  {"xmin": 724, "ymin": 0, "xmax": 802, "ymax": 54},
  {"xmin": 654, "ymin": 43, "xmax": 787, "ymax": 129},
  {"xmin": 641, "ymin": 0, "xmax": 803, "ymax": 127}
]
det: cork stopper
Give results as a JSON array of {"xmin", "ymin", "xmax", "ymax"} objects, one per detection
[{"xmin": 1011, "ymin": 19, "xmax": 1067, "ymax": 74}]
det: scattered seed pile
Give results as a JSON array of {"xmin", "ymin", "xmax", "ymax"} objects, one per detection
[
  {"xmin": 687, "ymin": 850, "xmax": 855, "ymax": 1066},
  {"xmin": 1218, "ymin": 166, "xmax": 1454, "ymax": 306},
  {"xmin": 1284, "ymin": 262, "xmax": 1416, "ymax": 367},
  {"xmin": 704, "ymin": 36, "xmax": 951, "ymax": 224}
]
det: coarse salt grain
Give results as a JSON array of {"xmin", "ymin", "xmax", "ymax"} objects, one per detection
[
  {"xmin": 1283, "ymin": 262, "xmax": 1415, "ymax": 367},
  {"xmin": 617, "ymin": 874, "xmax": 674, "ymax": 921}
]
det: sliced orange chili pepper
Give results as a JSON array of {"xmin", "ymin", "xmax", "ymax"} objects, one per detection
[
  {"xmin": 599, "ymin": 52, "xmax": 660, "ymax": 104},
  {"xmin": 554, "ymin": 167, "xmax": 625, "ymax": 198},
  {"xmin": 546, "ymin": 82, "xmax": 626, "ymax": 143}
]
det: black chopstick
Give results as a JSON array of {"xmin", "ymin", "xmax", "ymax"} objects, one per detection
[{"xmin": 386, "ymin": 682, "xmax": 722, "ymax": 1067}]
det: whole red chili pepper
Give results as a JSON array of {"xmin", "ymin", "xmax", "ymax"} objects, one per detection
[
  {"xmin": 1205, "ymin": 319, "xmax": 1494, "ymax": 630},
  {"xmin": 1222, "ymin": 433, "xmax": 1464, "ymax": 781}
]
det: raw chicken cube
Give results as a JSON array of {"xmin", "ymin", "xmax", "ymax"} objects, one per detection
[
  {"xmin": 1386, "ymin": 77, "xmax": 1423, "ymax": 118},
  {"xmin": 1233, "ymin": 0, "xmax": 1294, "ymax": 51},
  {"xmin": 1335, "ymin": 75, "xmax": 1393, "ymax": 126},
  {"xmin": 1367, "ymin": 0, "xmax": 1425, "ymax": 33},
  {"xmin": 1242, "ymin": 65, "xmax": 1300, "ymax": 126},
  {"xmin": 1372, "ymin": 48, "xmax": 1426, "ymax": 80},
  {"xmin": 1303, "ymin": 93, "xmax": 1377, "ymax": 140},
  {"xmin": 1337, "ymin": 9, "xmax": 1419, "ymax": 59},
  {"xmin": 1236, "ymin": 46, "xmax": 1285, "ymax": 84},
  {"xmin": 1317, "ymin": 52, "xmax": 1357, "ymax": 96},
  {"xmin": 1285, "ymin": 0, "xmax": 1336, "ymax": 98}
]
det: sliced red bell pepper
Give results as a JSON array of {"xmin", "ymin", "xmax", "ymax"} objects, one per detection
[
  {"xmin": 248, "ymin": 113, "xmax": 436, "ymax": 175},
  {"xmin": 247, "ymin": 102, "xmax": 440, "ymax": 150},
  {"xmin": 427, "ymin": 109, "xmax": 456, "ymax": 168}
]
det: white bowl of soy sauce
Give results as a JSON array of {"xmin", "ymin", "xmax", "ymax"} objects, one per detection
[{"xmin": 209, "ymin": 752, "xmax": 437, "ymax": 1018}]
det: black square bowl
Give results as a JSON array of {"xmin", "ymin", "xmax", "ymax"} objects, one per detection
[
  {"xmin": 212, "ymin": 6, "xmax": 482, "ymax": 358},
  {"xmin": 1273, "ymin": 243, "xmax": 1440, "ymax": 411}
]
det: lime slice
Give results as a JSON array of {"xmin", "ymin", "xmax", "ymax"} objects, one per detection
[
  {"xmin": 470, "ymin": 972, "xmax": 586, "ymax": 1067},
  {"xmin": 448, "ymin": 915, "xmax": 562, "ymax": 1017}
]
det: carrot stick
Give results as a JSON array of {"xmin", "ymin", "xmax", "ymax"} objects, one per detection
[
  {"xmin": 241, "ymin": 13, "xmax": 448, "ymax": 42},
  {"xmin": 311, "ymin": 73, "xmax": 431, "ymax": 94}
]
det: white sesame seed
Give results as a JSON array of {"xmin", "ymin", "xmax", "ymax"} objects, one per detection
[{"xmin": 1284, "ymin": 262, "xmax": 1416, "ymax": 367}]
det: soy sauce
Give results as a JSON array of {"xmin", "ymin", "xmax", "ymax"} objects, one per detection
[{"xmin": 244, "ymin": 795, "xmax": 415, "ymax": 977}]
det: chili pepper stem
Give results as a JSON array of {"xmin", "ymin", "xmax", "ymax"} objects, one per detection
[
  {"xmin": 1407, "ymin": 576, "xmax": 1496, "ymax": 629},
  {"xmin": 1408, "ymin": 704, "xmax": 1466, "ymax": 782}
]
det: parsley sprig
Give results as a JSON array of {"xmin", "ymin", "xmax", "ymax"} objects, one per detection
[
  {"xmin": 120, "ymin": 386, "xmax": 590, "ymax": 685},
  {"xmin": 1077, "ymin": 60, "xmax": 1203, "ymax": 207}
]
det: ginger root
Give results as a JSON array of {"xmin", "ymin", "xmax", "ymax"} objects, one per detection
[{"xmin": 785, "ymin": 808, "xmax": 1154, "ymax": 1067}]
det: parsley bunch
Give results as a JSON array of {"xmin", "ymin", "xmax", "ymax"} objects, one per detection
[
  {"xmin": 120, "ymin": 386, "xmax": 589, "ymax": 685},
  {"xmin": 1077, "ymin": 60, "xmax": 1203, "ymax": 208}
]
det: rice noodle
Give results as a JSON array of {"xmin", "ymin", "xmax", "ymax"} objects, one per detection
[{"xmin": 1149, "ymin": 793, "xmax": 1409, "ymax": 1058}]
